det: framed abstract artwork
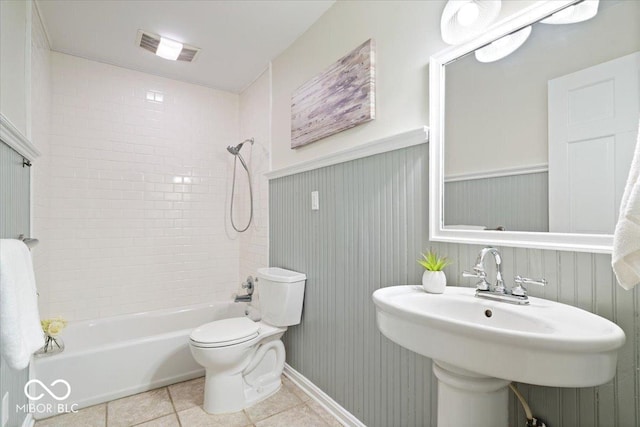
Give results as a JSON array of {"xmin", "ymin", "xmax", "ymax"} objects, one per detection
[{"xmin": 291, "ymin": 39, "xmax": 376, "ymax": 149}]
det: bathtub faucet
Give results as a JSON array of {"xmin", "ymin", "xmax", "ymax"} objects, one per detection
[{"xmin": 234, "ymin": 276, "xmax": 255, "ymax": 303}]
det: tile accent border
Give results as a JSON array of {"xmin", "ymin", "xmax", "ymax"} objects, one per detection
[
  {"xmin": 266, "ymin": 126, "xmax": 428, "ymax": 180},
  {"xmin": 283, "ymin": 364, "xmax": 366, "ymax": 427}
]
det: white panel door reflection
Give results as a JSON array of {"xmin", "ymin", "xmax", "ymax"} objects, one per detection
[{"xmin": 548, "ymin": 52, "xmax": 640, "ymax": 234}]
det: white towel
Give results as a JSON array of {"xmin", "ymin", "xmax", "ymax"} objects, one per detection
[
  {"xmin": 613, "ymin": 118, "xmax": 640, "ymax": 290},
  {"xmin": 0, "ymin": 239, "xmax": 44, "ymax": 369}
]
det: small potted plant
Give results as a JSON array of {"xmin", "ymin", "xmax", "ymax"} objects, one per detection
[
  {"xmin": 417, "ymin": 250, "xmax": 452, "ymax": 294},
  {"xmin": 35, "ymin": 317, "xmax": 67, "ymax": 357}
]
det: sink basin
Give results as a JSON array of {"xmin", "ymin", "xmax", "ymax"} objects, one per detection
[{"xmin": 373, "ymin": 285, "xmax": 625, "ymax": 388}]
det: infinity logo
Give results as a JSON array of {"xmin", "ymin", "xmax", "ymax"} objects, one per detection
[{"xmin": 24, "ymin": 379, "xmax": 71, "ymax": 401}]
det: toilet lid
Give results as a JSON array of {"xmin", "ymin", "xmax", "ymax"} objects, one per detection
[{"xmin": 190, "ymin": 317, "xmax": 259, "ymax": 346}]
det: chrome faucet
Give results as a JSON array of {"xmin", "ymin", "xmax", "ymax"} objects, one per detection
[
  {"xmin": 462, "ymin": 247, "xmax": 546, "ymax": 305},
  {"xmin": 463, "ymin": 247, "xmax": 505, "ymax": 293},
  {"xmin": 234, "ymin": 276, "xmax": 256, "ymax": 303}
]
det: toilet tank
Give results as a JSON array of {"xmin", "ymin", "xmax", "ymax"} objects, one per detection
[{"xmin": 256, "ymin": 267, "xmax": 306, "ymax": 327}]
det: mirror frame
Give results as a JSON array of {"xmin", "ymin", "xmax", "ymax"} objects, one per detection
[{"xmin": 429, "ymin": 0, "xmax": 614, "ymax": 254}]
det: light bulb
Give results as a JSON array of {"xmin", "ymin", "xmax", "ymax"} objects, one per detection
[{"xmin": 156, "ymin": 37, "xmax": 183, "ymax": 61}]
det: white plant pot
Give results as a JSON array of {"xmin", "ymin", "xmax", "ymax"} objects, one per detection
[{"xmin": 422, "ymin": 271, "xmax": 446, "ymax": 294}]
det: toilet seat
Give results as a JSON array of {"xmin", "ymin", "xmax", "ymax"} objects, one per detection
[{"xmin": 190, "ymin": 317, "xmax": 260, "ymax": 348}]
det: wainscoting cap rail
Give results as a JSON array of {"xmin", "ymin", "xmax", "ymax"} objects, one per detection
[
  {"xmin": 265, "ymin": 126, "xmax": 429, "ymax": 180},
  {"xmin": 445, "ymin": 163, "xmax": 549, "ymax": 183},
  {"xmin": 0, "ymin": 113, "xmax": 41, "ymax": 161}
]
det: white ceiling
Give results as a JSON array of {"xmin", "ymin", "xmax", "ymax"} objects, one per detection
[{"xmin": 36, "ymin": 0, "xmax": 335, "ymax": 93}]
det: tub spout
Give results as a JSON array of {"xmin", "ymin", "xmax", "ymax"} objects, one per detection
[
  {"xmin": 234, "ymin": 293, "xmax": 252, "ymax": 303},
  {"xmin": 234, "ymin": 276, "xmax": 255, "ymax": 303}
]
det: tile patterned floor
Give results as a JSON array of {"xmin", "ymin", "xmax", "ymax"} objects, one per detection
[{"xmin": 34, "ymin": 376, "xmax": 342, "ymax": 427}]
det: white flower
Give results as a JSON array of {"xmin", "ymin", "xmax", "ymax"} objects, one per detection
[{"xmin": 47, "ymin": 320, "xmax": 65, "ymax": 337}]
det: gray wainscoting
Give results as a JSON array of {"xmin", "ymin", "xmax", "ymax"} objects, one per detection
[
  {"xmin": 0, "ymin": 141, "xmax": 31, "ymax": 427},
  {"xmin": 444, "ymin": 172, "xmax": 549, "ymax": 232},
  {"xmin": 270, "ymin": 142, "xmax": 640, "ymax": 427}
]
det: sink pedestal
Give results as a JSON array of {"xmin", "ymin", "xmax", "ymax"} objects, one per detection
[
  {"xmin": 373, "ymin": 286, "xmax": 626, "ymax": 426},
  {"xmin": 433, "ymin": 361, "xmax": 509, "ymax": 427}
]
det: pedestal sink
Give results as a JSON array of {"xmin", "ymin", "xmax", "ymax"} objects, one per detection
[{"xmin": 372, "ymin": 286, "xmax": 625, "ymax": 427}]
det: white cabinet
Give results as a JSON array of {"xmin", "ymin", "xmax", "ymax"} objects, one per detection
[
  {"xmin": 1, "ymin": 0, "xmax": 29, "ymax": 138},
  {"xmin": 1, "ymin": 0, "xmax": 40, "ymax": 161}
]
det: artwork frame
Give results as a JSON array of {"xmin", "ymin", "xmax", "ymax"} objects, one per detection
[{"xmin": 291, "ymin": 39, "xmax": 376, "ymax": 149}]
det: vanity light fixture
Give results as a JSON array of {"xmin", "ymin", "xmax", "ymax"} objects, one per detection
[
  {"xmin": 474, "ymin": 25, "xmax": 532, "ymax": 63},
  {"xmin": 440, "ymin": 0, "xmax": 502, "ymax": 45},
  {"xmin": 541, "ymin": 0, "xmax": 599, "ymax": 25}
]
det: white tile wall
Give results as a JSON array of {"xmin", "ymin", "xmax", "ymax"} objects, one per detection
[
  {"xmin": 31, "ymin": 3, "xmax": 52, "ymax": 317},
  {"xmin": 237, "ymin": 69, "xmax": 270, "ymax": 279},
  {"xmin": 35, "ymin": 52, "xmax": 242, "ymax": 320}
]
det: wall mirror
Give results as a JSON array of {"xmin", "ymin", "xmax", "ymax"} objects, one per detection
[{"xmin": 429, "ymin": 0, "xmax": 640, "ymax": 253}]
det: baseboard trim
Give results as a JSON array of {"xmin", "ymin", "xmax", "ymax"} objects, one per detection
[
  {"xmin": 21, "ymin": 413, "xmax": 35, "ymax": 427},
  {"xmin": 283, "ymin": 364, "xmax": 366, "ymax": 427}
]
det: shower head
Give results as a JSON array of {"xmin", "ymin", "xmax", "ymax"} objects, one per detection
[{"xmin": 227, "ymin": 138, "xmax": 254, "ymax": 155}]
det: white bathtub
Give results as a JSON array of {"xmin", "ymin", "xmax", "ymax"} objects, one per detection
[{"xmin": 33, "ymin": 301, "xmax": 251, "ymax": 419}]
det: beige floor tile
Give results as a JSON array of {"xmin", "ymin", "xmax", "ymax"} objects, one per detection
[
  {"xmin": 167, "ymin": 376, "xmax": 204, "ymax": 411},
  {"xmin": 177, "ymin": 406, "xmax": 251, "ymax": 427},
  {"xmin": 281, "ymin": 376, "xmax": 311, "ymax": 402},
  {"xmin": 133, "ymin": 413, "xmax": 180, "ymax": 427},
  {"xmin": 35, "ymin": 403, "xmax": 106, "ymax": 427},
  {"xmin": 107, "ymin": 388, "xmax": 174, "ymax": 427},
  {"xmin": 244, "ymin": 385, "xmax": 303, "ymax": 423},
  {"xmin": 255, "ymin": 404, "xmax": 328, "ymax": 427},
  {"xmin": 306, "ymin": 400, "xmax": 343, "ymax": 427}
]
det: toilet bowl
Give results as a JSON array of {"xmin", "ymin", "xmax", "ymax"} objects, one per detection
[{"xmin": 189, "ymin": 267, "xmax": 306, "ymax": 414}]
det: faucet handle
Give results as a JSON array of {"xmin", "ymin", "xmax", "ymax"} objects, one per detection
[
  {"xmin": 242, "ymin": 276, "xmax": 255, "ymax": 295},
  {"xmin": 462, "ymin": 270, "xmax": 484, "ymax": 278},
  {"xmin": 512, "ymin": 275, "xmax": 547, "ymax": 297},
  {"xmin": 462, "ymin": 269, "xmax": 490, "ymax": 291}
]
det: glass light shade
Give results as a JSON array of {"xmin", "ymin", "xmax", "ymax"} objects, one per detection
[
  {"xmin": 457, "ymin": 2, "xmax": 480, "ymax": 26},
  {"xmin": 440, "ymin": 0, "xmax": 502, "ymax": 45},
  {"xmin": 541, "ymin": 0, "xmax": 599, "ymax": 25},
  {"xmin": 474, "ymin": 25, "xmax": 532, "ymax": 63}
]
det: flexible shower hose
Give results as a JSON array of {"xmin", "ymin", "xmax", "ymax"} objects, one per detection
[{"xmin": 229, "ymin": 152, "xmax": 253, "ymax": 232}]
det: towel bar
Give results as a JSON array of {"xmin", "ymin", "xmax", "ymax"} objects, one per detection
[{"xmin": 18, "ymin": 234, "xmax": 39, "ymax": 249}]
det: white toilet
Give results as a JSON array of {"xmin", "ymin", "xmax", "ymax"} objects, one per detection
[{"xmin": 189, "ymin": 267, "xmax": 306, "ymax": 414}]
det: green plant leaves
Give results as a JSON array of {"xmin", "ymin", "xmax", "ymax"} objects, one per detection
[{"xmin": 417, "ymin": 250, "xmax": 452, "ymax": 271}]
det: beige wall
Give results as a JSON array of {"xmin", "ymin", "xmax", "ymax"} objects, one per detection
[
  {"xmin": 269, "ymin": 0, "xmax": 541, "ymax": 170},
  {"xmin": 270, "ymin": 0, "xmax": 442, "ymax": 170}
]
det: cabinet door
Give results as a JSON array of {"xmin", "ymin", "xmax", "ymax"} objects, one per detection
[{"xmin": 0, "ymin": 0, "xmax": 29, "ymax": 136}]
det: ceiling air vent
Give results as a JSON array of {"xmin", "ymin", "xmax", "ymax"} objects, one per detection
[{"xmin": 136, "ymin": 30, "xmax": 200, "ymax": 62}]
